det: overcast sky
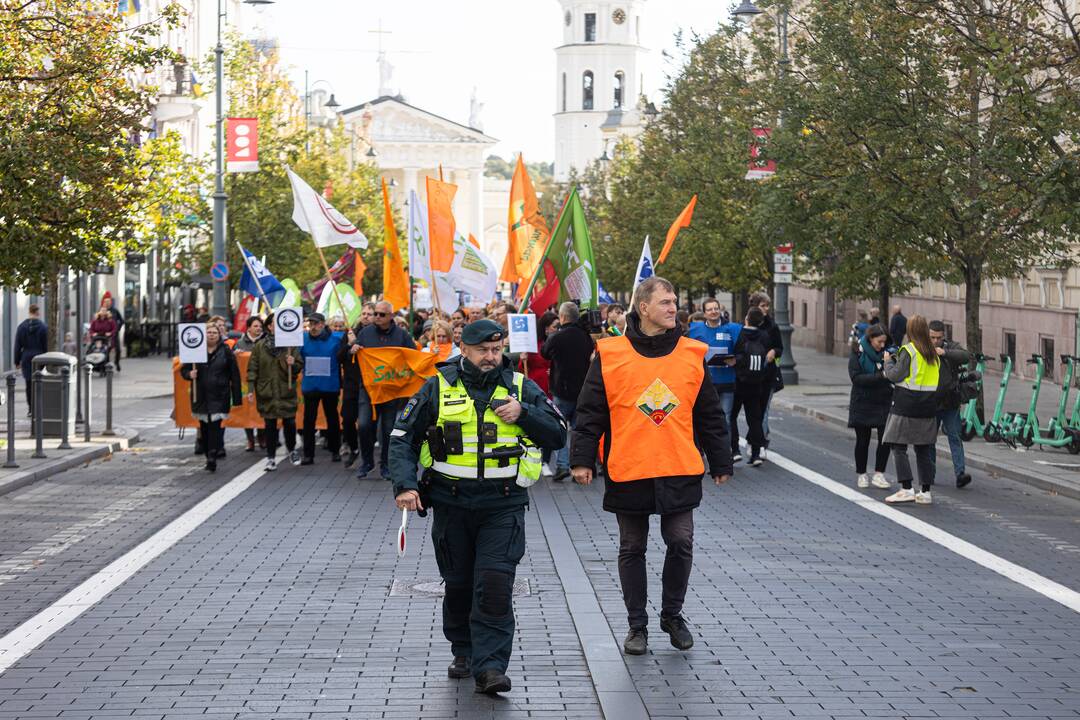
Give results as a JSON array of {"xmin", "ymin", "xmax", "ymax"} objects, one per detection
[{"xmin": 255, "ymin": 1, "xmax": 730, "ymax": 163}]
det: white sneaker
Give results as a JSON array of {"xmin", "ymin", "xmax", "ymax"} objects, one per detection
[
  {"xmin": 290, "ymin": 450, "xmax": 301, "ymax": 466},
  {"xmin": 761, "ymin": 447, "xmax": 768, "ymax": 460},
  {"xmin": 264, "ymin": 458, "xmax": 277, "ymax": 472},
  {"xmin": 885, "ymin": 488, "xmax": 915, "ymax": 504},
  {"xmin": 542, "ymin": 462, "xmax": 554, "ymax": 477},
  {"xmin": 857, "ymin": 473, "xmax": 870, "ymax": 488},
  {"xmin": 732, "ymin": 453, "xmax": 743, "ymax": 462},
  {"xmin": 871, "ymin": 472, "xmax": 891, "ymax": 489},
  {"xmin": 915, "ymin": 490, "xmax": 933, "ymax": 505}
]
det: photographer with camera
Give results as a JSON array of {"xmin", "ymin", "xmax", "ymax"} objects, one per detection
[
  {"xmin": 541, "ymin": 301, "xmax": 597, "ymax": 482},
  {"xmin": 929, "ymin": 321, "xmax": 974, "ymax": 488}
]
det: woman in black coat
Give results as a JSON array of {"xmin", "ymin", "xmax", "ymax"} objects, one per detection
[
  {"xmin": 180, "ymin": 324, "xmax": 242, "ymax": 472},
  {"xmin": 848, "ymin": 323, "xmax": 893, "ymax": 489}
]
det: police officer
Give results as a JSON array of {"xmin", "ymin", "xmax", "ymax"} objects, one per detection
[{"xmin": 390, "ymin": 319, "xmax": 567, "ymax": 695}]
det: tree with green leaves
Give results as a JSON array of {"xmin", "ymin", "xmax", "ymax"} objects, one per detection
[{"xmin": 0, "ymin": 0, "xmax": 201, "ymax": 347}]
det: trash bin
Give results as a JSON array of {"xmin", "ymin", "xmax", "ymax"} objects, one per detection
[{"xmin": 31, "ymin": 352, "xmax": 77, "ymax": 438}]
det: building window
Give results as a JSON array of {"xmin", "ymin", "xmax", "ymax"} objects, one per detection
[
  {"xmin": 943, "ymin": 323, "xmax": 954, "ymax": 342},
  {"xmin": 1042, "ymin": 336, "xmax": 1056, "ymax": 379},
  {"xmin": 613, "ymin": 71, "xmax": 624, "ymax": 109},
  {"xmin": 801, "ymin": 301, "xmax": 807, "ymax": 327},
  {"xmin": 584, "ymin": 13, "xmax": 596, "ymax": 42},
  {"xmin": 582, "ymin": 71, "xmax": 594, "ymax": 110},
  {"xmin": 1004, "ymin": 331, "xmax": 1016, "ymax": 369},
  {"xmin": 561, "ymin": 72, "xmax": 567, "ymax": 112}
]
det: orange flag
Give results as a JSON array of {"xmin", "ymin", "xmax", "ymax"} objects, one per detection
[
  {"xmin": 353, "ymin": 249, "xmax": 367, "ymax": 296},
  {"xmin": 381, "ymin": 178, "xmax": 410, "ymax": 310},
  {"xmin": 468, "ymin": 233, "xmax": 480, "ymax": 249},
  {"xmin": 658, "ymin": 194, "xmax": 698, "ymax": 265},
  {"xmin": 502, "ymin": 154, "xmax": 551, "ymax": 290},
  {"xmin": 356, "ymin": 346, "xmax": 440, "ymax": 405},
  {"xmin": 426, "ymin": 175, "xmax": 457, "ymax": 273}
]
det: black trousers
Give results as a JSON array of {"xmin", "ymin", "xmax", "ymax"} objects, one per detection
[
  {"xmin": 616, "ymin": 511, "xmax": 694, "ymax": 630},
  {"xmin": 360, "ymin": 397, "xmax": 405, "ymax": 472},
  {"xmin": 341, "ymin": 392, "xmax": 358, "ymax": 453},
  {"xmin": 892, "ymin": 443, "xmax": 936, "ymax": 490},
  {"xmin": 263, "ymin": 417, "xmax": 296, "ymax": 459},
  {"xmin": 302, "ymin": 391, "xmax": 340, "ymax": 459},
  {"xmin": 733, "ymin": 382, "xmax": 769, "ymax": 455},
  {"xmin": 854, "ymin": 426, "xmax": 890, "ymax": 474},
  {"xmin": 199, "ymin": 419, "xmax": 223, "ymax": 460},
  {"xmin": 431, "ymin": 504, "xmax": 526, "ymax": 677}
]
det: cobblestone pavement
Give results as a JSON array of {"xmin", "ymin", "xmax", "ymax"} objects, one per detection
[{"xmin": 0, "ymin": 402, "xmax": 1078, "ymax": 718}]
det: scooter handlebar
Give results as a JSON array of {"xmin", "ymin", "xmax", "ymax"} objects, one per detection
[
  {"xmin": 998, "ymin": 354, "xmax": 1011, "ymax": 364},
  {"xmin": 1027, "ymin": 354, "xmax": 1043, "ymax": 364}
]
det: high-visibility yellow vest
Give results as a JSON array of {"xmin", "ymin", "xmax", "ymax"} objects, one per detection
[
  {"xmin": 420, "ymin": 371, "xmax": 542, "ymax": 485},
  {"xmin": 898, "ymin": 342, "xmax": 940, "ymax": 391},
  {"xmin": 891, "ymin": 342, "xmax": 941, "ymax": 418}
]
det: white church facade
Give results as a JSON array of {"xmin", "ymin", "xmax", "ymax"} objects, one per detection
[{"xmin": 554, "ymin": 0, "xmax": 650, "ymax": 181}]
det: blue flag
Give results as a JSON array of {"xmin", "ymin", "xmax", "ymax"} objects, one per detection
[
  {"xmin": 238, "ymin": 245, "xmax": 286, "ymax": 307},
  {"xmin": 597, "ymin": 281, "xmax": 615, "ymax": 305},
  {"xmin": 633, "ymin": 236, "xmax": 654, "ymax": 291}
]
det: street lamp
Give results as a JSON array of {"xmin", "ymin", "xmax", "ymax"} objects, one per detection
[
  {"xmin": 213, "ymin": 0, "xmax": 275, "ymax": 319},
  {"xmin": 732, "ymin": 0, "xmax": 798, "ymax": 384}
]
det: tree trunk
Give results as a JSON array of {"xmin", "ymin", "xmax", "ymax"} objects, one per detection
[
  {"xmin": 44, "ymin": 265, "xmax": 60, "ymax": 352},
  {"xmin": 964, "ymin": 262, "xmax": 984, "ymax": 417},
  {"xmin": 877, "ymin": 276, "xmax": 891, "ymax": 327}
]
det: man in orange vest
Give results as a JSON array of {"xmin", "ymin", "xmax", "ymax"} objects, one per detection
[{"xmin": 570, "ymin": 276, "xmax": 733, "ymax": 656}]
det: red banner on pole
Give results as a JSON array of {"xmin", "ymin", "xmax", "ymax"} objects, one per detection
[
  {"xmin": 226, "ymin": 117, "xmax": 259, "ymax": 173},
  {"xmin": 745, "ymin": 127, "xmax": 776, "ymax": 180}
]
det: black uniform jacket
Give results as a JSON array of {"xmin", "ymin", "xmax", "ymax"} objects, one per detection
[
  {"xmin": 569, "ymin": 312, "xmax": 734, "ymax": 516},
  {"xmin": 389, "ymin": 355, "xmax": 568, "ymax": 510}
]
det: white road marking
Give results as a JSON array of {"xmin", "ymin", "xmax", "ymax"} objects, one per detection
[
  {"xmin": 763, "ymin": 447, "xmax": 1080, "ymax": 614},
  {"xmin": 0, "ymin": 460, "xmax": 266, "ymax": 675}
]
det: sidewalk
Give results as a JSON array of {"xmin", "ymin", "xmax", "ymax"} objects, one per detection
[
  {"xmin": 777, "ymin": 345, "xmax": 1080, "ymax": 501},
  {"xmin": 0, "ymin": 356, "xmax": 175, "ymax": 497}
]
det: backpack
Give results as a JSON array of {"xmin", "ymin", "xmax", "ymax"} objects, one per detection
[{"xmin": 736, "ymin": 330, "xmax": 771, "ymax": 383}]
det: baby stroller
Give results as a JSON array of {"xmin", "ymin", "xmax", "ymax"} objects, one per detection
[{"xmin": 84, "ymin": 334, "xmax": 111, "ymax": 376}]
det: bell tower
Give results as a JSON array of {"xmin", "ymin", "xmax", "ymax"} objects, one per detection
[{"xmin": 554, "ymin": 1, "xmax": 648, "ymax": 181}]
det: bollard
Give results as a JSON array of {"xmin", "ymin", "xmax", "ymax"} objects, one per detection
[
  {"xmin": 83, "ymin": 362, "xmax": 92, "ymax": 443},
  {"xmin": 58, "ymin": 366, "xmax": 72, "ymax": 450},
  {"xmin": 102, "ymin": 363, "xmax": 115, "ymax": 436},
  {"xmin": 31, "ymin": 370, "xmax": 46, "ymax": 459},
  {"xmin": 4, "ymin": 374, "xmax": 18, "ymax": 469}
]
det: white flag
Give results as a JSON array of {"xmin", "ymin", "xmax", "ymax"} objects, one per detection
[
  {"xmin": 447, "ymin": 233, "xmax": 498, "ymax": 303},
  {"xmin": 633, "ymin": 236, "xmax": 654, "ymax": 291},
  {"xmin": 286, "ymin": 165, "xmax": 368, "ymax": 249},
  {"xmin": 407, "ymin": 190, "xmax": 459, "ymax": 309}
]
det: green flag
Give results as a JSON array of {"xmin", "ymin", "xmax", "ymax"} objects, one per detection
[
  {"xmin": 519, "ymin": 186, "xmax": 598, "ymax": 311},
  {"xmin": 317, "ymin": 280, "xmax": 362, "ymax": 326},
  {"xmin": 276, "ymin": 278, "xmax": 303, "ymax": 308}
]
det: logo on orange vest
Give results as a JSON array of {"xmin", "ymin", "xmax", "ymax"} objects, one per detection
[{"xmin": 636, "ymin": 378, "xmax": 680, "ymax": 426}]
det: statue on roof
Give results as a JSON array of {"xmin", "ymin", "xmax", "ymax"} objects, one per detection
[{"xmin": 469, "ymin": 87, "xmax": 484, "ymax": 132}]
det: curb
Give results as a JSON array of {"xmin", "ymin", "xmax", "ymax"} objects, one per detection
[
  {"xmin": 774, "ymin": 398, "xmax": 1080, "ymax": 503},
  {"xmin": 0, "ymin": 430, "xmax": 142, "ymax": 498}
]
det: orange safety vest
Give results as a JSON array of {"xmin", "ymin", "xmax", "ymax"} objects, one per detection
[{"xmin": 597, "ymin": 334, "xmax": 707, "ymax": 482}]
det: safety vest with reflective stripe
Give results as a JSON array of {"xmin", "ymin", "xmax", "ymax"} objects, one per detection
[
  {"xmin": 420, "ymin": 371, "xmax": 542, "ymax": 482},
  {"xmin": 891, "ymin": 342, "xmax": 941, "ymax": 418}
]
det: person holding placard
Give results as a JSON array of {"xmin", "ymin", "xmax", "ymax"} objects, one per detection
[
  {"xmin": 248, "ymin": 313, "xmax": 304, "ymax": 471},
  {"xmin": 299, "ymin": 312, "xmax": 344, "ymax": 465},
  {"xmin": 180, "ymin": 324, "xmax": 242, "ymax": 473}
]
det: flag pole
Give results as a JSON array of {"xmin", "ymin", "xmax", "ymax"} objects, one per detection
[
  {"xmin": 517, "ymin": 187, "xmax": 574, "ymax": 313},
  {"xmin": 235, "ymin": 241, "xmax": 271, "ymax": 311},
  {"xmin": 315, "ymin": 245, "xmax": 348, "ymax": 321}
]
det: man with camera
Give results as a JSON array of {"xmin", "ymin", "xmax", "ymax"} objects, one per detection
[
  {"xmin": 928, "ymin": 320, "xmax": 973, "ymax": 488},
  {"xmin": 389, "ymin": 319, "xmax": 567, "ymax": 694},
  {"xmin": 541, "ymin": 301, "xmax": 596, "ymax": 481}
]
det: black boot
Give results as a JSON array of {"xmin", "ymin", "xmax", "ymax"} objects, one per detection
[
  {"xmin": 474, "ymin": 670, "xmax": 511, "ymax": 694},
  {"xmin": 659, "ymin": 614, "xmax": 694, "ymax": 650},
  {"xmin": 447, "ymin": 656, "xmax": 471, "ymax": 679},
  {"xmin": 956, "ymin": 472, "xmax": 972, "ymax": 488}
]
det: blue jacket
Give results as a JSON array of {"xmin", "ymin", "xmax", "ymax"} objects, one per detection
[
  {"xmin": 687, "ymin": 321, "xmax": 742, "ymax": 389},
  {"xmin": 301, "ymin": 328, "xmax": 344, "ymax": 393}
]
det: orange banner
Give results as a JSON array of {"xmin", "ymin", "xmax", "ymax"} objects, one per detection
[
  {"xmin": 173, "ymin": 354, "xmax": 329, "ymax": 429},
  {"xmin": 357, "ymin": 346, "xmax": 440, "ymax": 405}
]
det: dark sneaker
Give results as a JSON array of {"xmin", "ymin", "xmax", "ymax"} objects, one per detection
[
  {"xmin": 289, "ymin": 450, "xmax": 301, "ymax": 466},
  {"xmin": 474, "ymin": 670, "xmax": 511, "ymax": 694},
  {"xmin": 356, "ymin": 462, "xmax": 375, "ymax": 479},
  {"xmin": 623, "ymin": 627, "xmax": 648, "ymax": 655},
  {"xmin": 344, "ymin": 450, "xmax": 360, "ymax": 468},
  {"xmin": 447, "ymin": 656, "xmax": 471, "ymax": 679},
  {"xmin": 552, "ymin": 468, "xmax": 570, "ymax": 483},
  {"xmin": 331, "ymin": 452, "xmax": 342, "ymax": 463},
  {"xmin": 660, "ymin": 615, "xmax": 694, "ymax": 650},
  {"xmin": 300, "ymin": 457, "xmax": 314, "ymax": 466},
  {"xmin": 215, "ymin": 449, "xmax": 227, "ymax": 459},
  {"xmin": 205, "ymin": 460, "xmax": 217, "ymax": 473},
  {"xmin": 956, "ymin": 472, "xmax": 972, "ymax": 488}
]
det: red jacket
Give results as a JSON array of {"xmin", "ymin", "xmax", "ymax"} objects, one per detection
[
  {"xmin": 89, "ymin": 317, "xmax": 117, "ymax": 346},
  {"xmin": 522, "ymin": 352, "xmax": 551, "ymax": 397}
]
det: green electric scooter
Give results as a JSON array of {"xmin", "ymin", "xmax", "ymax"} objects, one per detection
[
  {"xmin": 1006, "ymin": 354, "xmax": 1080, "ymax": 452},
  {"xmin": 959, "ymin": 353, "xmax": 988, "ymax": 440},
  {"xmin": 980, "ymin": 354, "xmax": 1016, "ymax": 443}
]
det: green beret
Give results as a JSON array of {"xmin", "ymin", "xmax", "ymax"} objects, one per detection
[{"xmin": 461, "ymin": 319, "xmax": 505, "ymax": 345}]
